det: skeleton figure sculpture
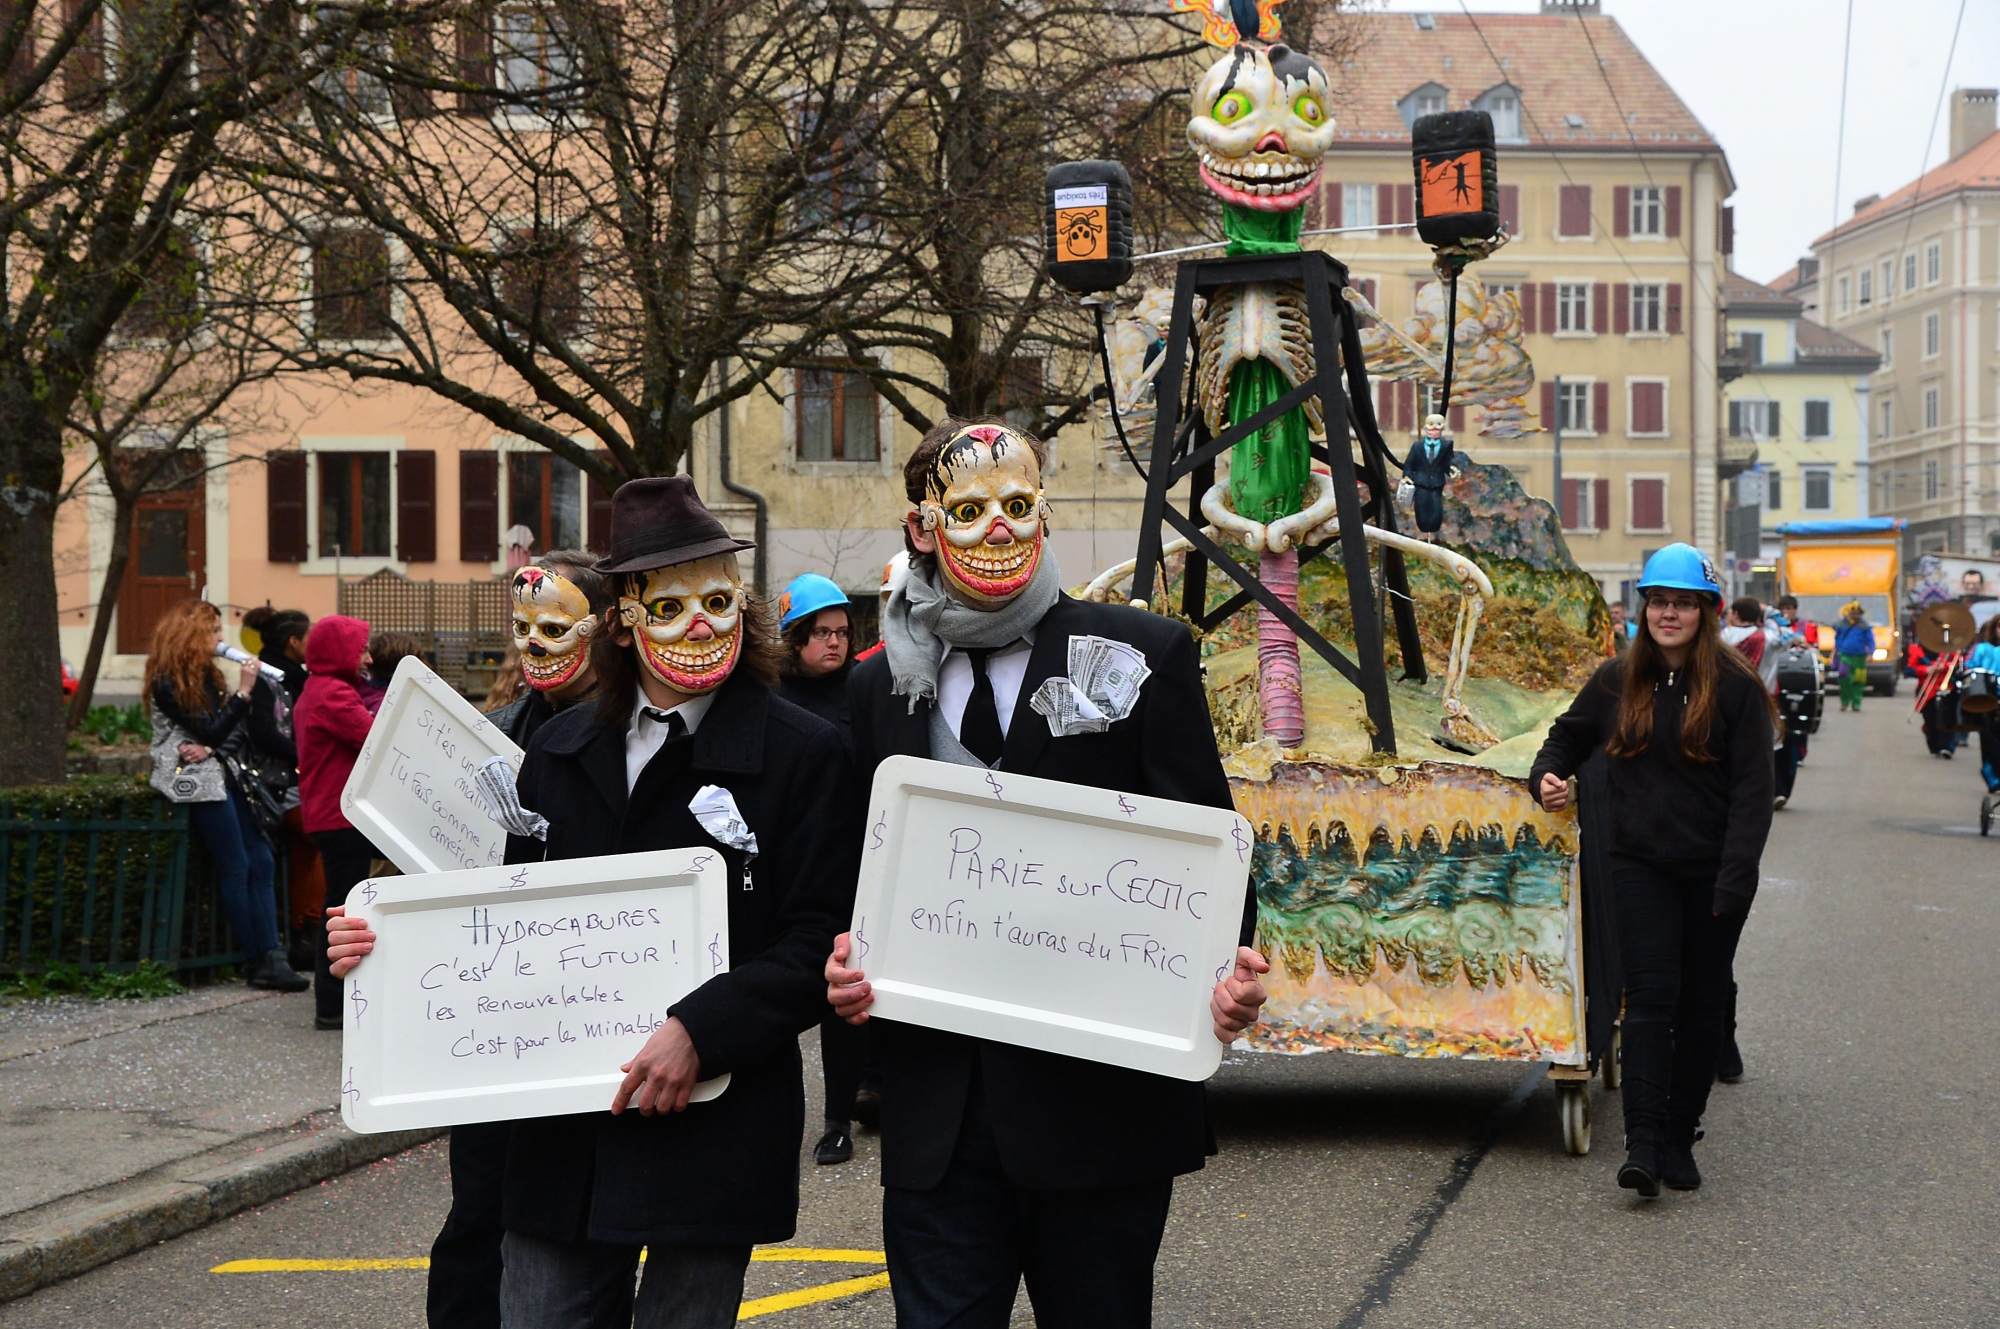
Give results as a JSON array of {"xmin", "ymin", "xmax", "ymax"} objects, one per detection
[
  {"xmin": 617, "ymin": 555, "xmax": 745, "ymax": 694},
  {"xmin": 916, "ymin": 425, "xmax": 1051, "ymax": 609},
  {"xmin": 1184, "ymin": 18, "xmax": 1337, "ymax": 748},
  {"xmin": 509, "ymin": 567, "xmax": 600, "ymax": 692}
]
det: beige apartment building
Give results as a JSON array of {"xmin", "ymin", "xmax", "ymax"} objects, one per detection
[
  {"xmin": 1779, "ymin": 88, "xmax": 2000, "ymax": 562},
  {"xmin": 1312, "ymin": 3, "xmax": 1733, "ymax": 605}
]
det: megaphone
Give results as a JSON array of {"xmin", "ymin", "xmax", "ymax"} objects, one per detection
[{"xmin": 216, "ymin": 642, "xmax": 290, "ymax": 686}]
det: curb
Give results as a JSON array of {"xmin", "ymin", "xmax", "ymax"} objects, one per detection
[{"xmin": 0, "ymin": 1124, "xmax": 441, "ymax": 1303}]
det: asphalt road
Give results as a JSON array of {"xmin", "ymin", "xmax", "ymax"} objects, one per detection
[{"xmin": 4, "ymin": 697, "xmax": 1995, "ymax": 1327}]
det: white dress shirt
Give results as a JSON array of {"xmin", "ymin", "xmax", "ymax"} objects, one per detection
[
  {"xmin": 625, "ymin": 684, "xmax": 715, "ymax": 793},
  {"xmin": 935, "ymin": 632, "xmax": 1035, "ymax": 742}
]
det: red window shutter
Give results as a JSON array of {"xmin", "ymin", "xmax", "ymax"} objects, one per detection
[
  {"xmin": 1396, "ymin": 380, "xmax": 1414, "ymax": 431},
  {"xmin": 1633, "ymin": 478, "xmax": 1665, "ymax": 530},
  {"xmin": 1592, "ymin": 282, "xmax": 1608, "ymax": 334},
  {"xmin": 459, "ymin": 451, "xmax": 498, "ymax": 561},
  {"xmin": 1721, "ymin": 206, "xmax": 1734, "ymax": 257},
  {"xmin": 1593, "ymin": 478, "xmax": 1611, "ymax": 531},
  {"xmin": 1377, "ymin": 184, "xmax": 1394, "ymax": 232},
  {"xmin": 1559, "ymin": 478, "xmax": 1578, "ymax": 529},
  {"xmin": 455, "ymin": 7, "xmax": 494, "ymax": 114},
  {"xmin": 2, "ymin": 0, "xmax": 34, "ymax": 87},
  {"xmin": 1378, "ymin": 381, "xmax": 1395, "ymax": 428},
  {"xmin": 1665, "ymin": 186, "xmax": 1682, "ymax": 238},
  {"xmin": 1666, "ymin": 283, "xmax": 1683, "ymax": 334},
  {"xmin": 1592, "ymin": 381, "xmax": 1610, "ymax": 433},
  {"xmin": 586, "ymin": 450, "xmax": 617, "ymax": 553},
  {"xmin": 266, "ymin": 452, "xmax": 307, "ymax": 563},
  {"xmin": 1613, "ymin": 283, "xmax": 1630, "ymax": 334},
  {"xmin": 1540, "ymin": 380, "xmax": 1556, "ymax": 429},
  {"xmin": 1632, "ymin": 381, "xmax": 1664, "ymax": 434},
  {"xmin": 1520, "ymin": 282, "xmax": 1538, "ymax": 334},
  {"xmin": 1448, "ymin": 405, "xmax": 1465, "ymax": 433},
  {"xmin": 1558, "ymin": 185, "xmax": 1592, "ymax": 237},
  {"xmin": 61, "ymin": 0, "xmax": 102, "ymax": 103},
  {"xmin": 1540, "ymin": 283, "xmax": 1558, "ymax": 333},
  {"xmin": 1499, "ymin": 184, "xmax": 1519, "ymax": 236},
  {"xmin": 396, "ymin": 450, "xmax": 437, "ymax": 562},
  {"xmin": 1396, "ymin": 184, "xmax": 1414, "ymax": 229},
  {"xmin": 1613, "ymin": 186, "xmax": 1630, "ymax": 238}
]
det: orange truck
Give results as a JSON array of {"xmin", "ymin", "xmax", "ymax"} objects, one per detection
[{"xmin": 1776, "ymin": 520, "xmax": 1905, "ymax": 696}]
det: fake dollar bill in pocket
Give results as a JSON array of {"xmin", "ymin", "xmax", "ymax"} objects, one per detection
[{"xmin": 1028, "ymin": 635, "xmax": 1152, "ymax": 737}]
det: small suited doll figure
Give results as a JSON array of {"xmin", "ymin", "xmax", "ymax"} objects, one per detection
[{"xmin": 1402, "ymin": 413, "xmax": 1456, "ymax": 537}]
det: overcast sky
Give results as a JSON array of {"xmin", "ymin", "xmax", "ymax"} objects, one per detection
[{"xmin": 1369, "ymin": 0, "xmax": 2000, "ymax": 283}]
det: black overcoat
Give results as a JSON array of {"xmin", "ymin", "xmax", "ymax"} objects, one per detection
[
  {"xmin": 848, "ymin": 592, "xmax": 1249, "ymax": 1193},
  {"xmin": 499, "ymin": 671, "xmax": 863, "ymax": 1246},
  {"xmin": 1402, "ymin": 436, "xmax": 1456, "ymax": 533}
]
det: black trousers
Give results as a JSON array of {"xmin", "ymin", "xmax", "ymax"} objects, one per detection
[
  {"xmin": 1611, "ymin": 855, "xmax": 1749, "ymax": 1148},
  {"xmin": 427, "ymin": 1122, "xmax": 510, "ymax": 1328},
  {"xmin": 310, "ymin": 827, "xmax": 379, "ymax": 1023},
  {"xmin": 819, "ymin": 1013, "xmax": 869, "ymax": 1125},
  {"xmin": 1774, "ymin": 727, "xmax": 1804, "ymax": 800},
  {"xmin": 881, "ymin": 1078, "xmax": 1172, "ymax": 1329}
]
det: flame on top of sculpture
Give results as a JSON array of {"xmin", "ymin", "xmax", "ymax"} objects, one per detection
[{"xmin": 1352, "ymin": 272, "xmax": 1541, "ymax": 440}]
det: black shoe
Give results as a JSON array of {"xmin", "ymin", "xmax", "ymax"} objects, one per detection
[
  {"xmin": 1661, "ymin": 1132, "xmax": 1704, "ymax": 1191},
  {"xmin": 247, "ymin": 949, "xmax": 310, "ymax": 993},
  {"xmin": 814, "ymin": 1126, "xmax": 854, "ymax": 1165},
  {"xmin": 1717, "ymin": 1039, "xmax": 1744, "ymax": 1084},
  {"xmin": 314, "ymin": 1014, "xmax": 343, "ymax": 1031},
  {"xmin": 852, "ymin": 1086, "xmax": 882, "ymax": 1131},
  {"xmin": 1618, "ymin": 1143, "xmax": 1663, "ymax": 1198}
]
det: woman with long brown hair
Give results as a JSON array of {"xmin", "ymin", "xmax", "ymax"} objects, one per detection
[
  {"xmin": 1530, "ymin": 545, "xmax": 1775, "ymax": 1198},
  {"xmin": 145, "ymin": 601, "xmax": 309, "ymax": 991}
]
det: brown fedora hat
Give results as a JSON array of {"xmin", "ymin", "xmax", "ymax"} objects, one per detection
[{"xmin": 592, "ymin": 475, "xmax": 755, "ymax": 575}]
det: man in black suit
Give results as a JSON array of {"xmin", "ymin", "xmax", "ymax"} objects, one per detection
[
  {"xmin": 1401, "ymin": 412, "xmax": 1457, "ymax": 536},
  {"xmin": 824, "ymin": 420, "xmax": 1270, "ymax": 1329}
]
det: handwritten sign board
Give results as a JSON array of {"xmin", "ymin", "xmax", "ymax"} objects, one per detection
[
  {"xmin": 341, "ymin": 656, "xmax": 522, "ymax": 877},
  {"xmin": 852, "ymin": 755, "xmax": 1253, "ymax": 1081},
  {"xmin": 340, "ymin": 849, "xmax": 731, "ymax": 1134}
]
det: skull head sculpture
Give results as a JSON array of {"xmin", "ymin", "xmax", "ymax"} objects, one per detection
[
  {"xmin": 914, "ymin": 424, "xmax": 1049, "ymax": 609},
  {"xmin": 1187, "ymin": 44, "xmax": 1336, "ymax": 213},
  {"xmin": 617, "ymin": 554, "xmax": 745, "ymax": 694},
  {"xmin": 510, "ymin": 567, "xmax": 599, "ymax": 692}
]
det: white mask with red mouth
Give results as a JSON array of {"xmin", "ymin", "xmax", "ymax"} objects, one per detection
[
  {"xmin": 616, "ymin": 554, "xmax": 744, "ymax": 694},
  {"xmin": 510, "ymin": 568, "xmax": 599, "ymax": 693},
  {"xmin": 1187, "ymin": 44, "xmax": 1336, "ymax": 213},
  {"xmin": 912, "ymin": 425, "xmax": 1051, "ymax": 609}
]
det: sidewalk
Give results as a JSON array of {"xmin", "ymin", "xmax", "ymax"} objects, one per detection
[{"xmin": 0, "ymin": 985, "xmax": 435, "ymax": 1299}]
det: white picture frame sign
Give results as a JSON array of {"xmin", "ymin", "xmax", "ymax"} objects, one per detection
[
  {"xmin": 340, "ymin": 849, "xmax": 732, "ymax": 1133},
  {"xmin": 851, "ymin": 756, "xmax": 1254, "ymax": 1081},
  {"xmin": 340, "ymin": 655, "xmax": 522, "ymax": 877}
]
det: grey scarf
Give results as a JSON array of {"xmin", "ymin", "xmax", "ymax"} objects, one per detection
[{"xmin": 882, "ymin": 548, "xmax": 1063, "ymax": 712}]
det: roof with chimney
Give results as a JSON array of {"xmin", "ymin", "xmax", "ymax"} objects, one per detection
[
  {"xmin": 1321, "ymin": 11, "xmax": 1721, "ymax": 155},
  {"xmin": 1725, "ymin": 270, "xmax": 1800, "ymax": 318},
  {"xmin": 1813, "ymin": 128, "xmax": 2000, "ymax": 246}
]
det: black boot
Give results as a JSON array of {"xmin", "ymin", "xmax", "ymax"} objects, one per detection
[
  {"xmin": 814, "ymin": 1124, "xmax": 854, "ymax": 1165},
  {"xmin": 247, "ymin": 949, "xmax": 310, "ymax": 993},
  {"xmin": 1618, "ymin": 1142, "xmax": 1663, "ymax": 1198},
  {"xmin": 1716, "ymin": 981, "xmax": 1743, "ymax": 1083},
  {"xmin": 1660, "ymin": 1130, "xmax": 1703, "ymax": 1191}
]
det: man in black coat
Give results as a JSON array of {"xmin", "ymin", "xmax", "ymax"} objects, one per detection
[
  {"xmin": 1401, "ymin": 412, "xmax": 1456, "ymax": 536},
  {"xmin": 825, "ymin": 420, "xmax": 1270, "ymax": 1329}
]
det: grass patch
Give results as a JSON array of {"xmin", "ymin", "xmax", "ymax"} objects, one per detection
[{"xmin": 1, "ymin": 959, "xmax": 185, "ymax": 1000}]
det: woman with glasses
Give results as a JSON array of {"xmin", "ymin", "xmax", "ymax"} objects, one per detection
[
  {"xmin": 1530, "ymin": 545, "xmax": 1776, "ymax": 1199},
  {"xmin": 775, "ymin": 573, "xmax": 873, "ymax": 1166}
]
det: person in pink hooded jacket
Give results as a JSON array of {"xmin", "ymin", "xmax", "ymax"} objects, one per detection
[{"xmin": 294, "ymin": 615, "xmax": 380, "ymax": 1030}]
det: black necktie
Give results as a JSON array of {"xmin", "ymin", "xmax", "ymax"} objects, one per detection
[
  {"xmin": 959, "ymin": 648, "xmax": 1005, "ymax": 767},
  {"xmin": 640, "ymin": 707, "xmax": 689, "ymax": 741}
]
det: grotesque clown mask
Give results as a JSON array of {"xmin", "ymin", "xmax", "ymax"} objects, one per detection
[
  {"xmin": 1187, "ymin": 44, "xmax": 1336, "ymax": 212},
  {"xmin": 915, "ymin": 424, "xmax": 1049, "ymax": 609},
  {"xmin": 510, "ymin": 567, "xmax": 599, "ymax": 692},
  {"xmin": 616, "ymin": 554, "xmax": 744, "ymax": 695}
]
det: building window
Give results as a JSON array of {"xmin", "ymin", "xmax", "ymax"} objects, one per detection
[
  {"xmin": 1557, "ymin": 282, "xmax": 1591, "ymax": 333},
  {"xmin": 1858, "ymin": 268, "xmax": 1872, "ymax": 307},
  {"xmin": 1881, "ymin": 397, "xmax": 1894, "ymax": 438},
  {"xmin": 506, "ymin": 452, "xmax": 582, "ymax": 554},
  {"xmin": 1556, "ymin": 380, "xmax": 1592, "ymax": 432},
  {"xmin": 317, "ymin": 452, "xmax": 391, "ymax": 557},
  {"xmin": 316, "ymin": 26, "xmax": 392, "ymax": 118},
  {"xmin": 1804, "ymin": 399, "xmax": 1832, "ymax": 439},
  {"xmin": 1559, "ymin": 477, "xmax": 1605, "ymax": 531},
  {"xmin": 1880, "ymin": 261, "xmax": 1894, "ymax": 304},
  {"xmin": 1766, "ymin": 470, "xmax": 1783, "ymax": 512},
  {"xmin": 1924, "ymin": 458, "xmax": 1940, "ymax": 501},
  {"xmin": 1728, "ymin": 399, "xmax": 1777, "ymax": 440},
  {"xmin": 1630, "ymin": 283, "xmax": 1662, "ymax": 333},
  {"xmin": 1803, "ymin": 467, "xmax": 1833, "ymax": 512},
  {"xmin": 1629, "ymin": 477, "xmax": 1667, "ymax": 532},
  {"xmin": 497, "ymin": 228, "xmax": 584, "ymax": 340},
  {"xmin": 1738, "ymin": 331, "xmax": 1764, "ymax": 364},
  {"xmin": 1924, "ymin": 312, "xmax": 1940, "ymax": 358},
  {"xmin": 311, "ymin": 228, "xmax": 393, "ymax": 341},
  {"xmin": 495, "ymin": 7, "xmax": 575, "ymax": 97},
  {"xmin": 1473, "ymin": 85, "xmax": 1522, "ymax": 142},
  {"xmin": 1397, "ymin": 82, "xmax": 1448, "ymax": 127},
  {"xmin": 1557, "ymin": 185, "xmax": 1592, "ymax": 238},
  {"xmin": 1905, "ymin": 252, "xmax": 1918, "ymax": 291},
  {"xmin": 1343, "ymin": 183, "xmax": 1376, "ymax": 230},
  {"xmin": 123, "ymin": 227, "xmax": 204, "ymax": 341},
  {"xmin": 1926, "ymin": 241, "xmax": 1941, "ymax": 285},
  {"xmin": 1628, "ymin": 380, "xmax": 1666, "ymax": 435},
  {"xmin": 796, "ymin": 111, "xmax": 880, "ymax": 232},
  {"xmin": 796, "ymin": 366, "xmax": 880, "ymax": 462},
  {"xmin": 1838, "ymin": 275, "xmax": 1850, "ymax": 314},
  {"xmin": 1924, "ymin": 385, "xmax": 1940, "ymax": 431},
  {"xmin": 1628, "ymin": 186, "xmax": 1662, "ymax": 237},
  {"xmin": 1880, "ymin": 328, "xmax": 1893, "ymax": 367}
]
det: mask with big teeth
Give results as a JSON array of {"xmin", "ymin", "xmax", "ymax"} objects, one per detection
[
  {"xmin": 1187, "ymin": 44, "xmax": 1335, "ymax": 213},
  {"xmin": 510, "ymin": 567, "xmax": 599, "ymax": 692},
  {"xmin": 616, "ymin": 555, "xmax": 744, "ymax": 694},
  {"xmin": 916, "ymin": 425, "xmax": 1049, "ymax": 608}
]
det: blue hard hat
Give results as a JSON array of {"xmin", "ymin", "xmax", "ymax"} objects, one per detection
[
  {"xmin": 1636, "ymin": 543, "xmax": 1722, "ymax": 603},
  {"xmin": 778, "ymin": 573, "xmax": 851, "ymax": 628}
]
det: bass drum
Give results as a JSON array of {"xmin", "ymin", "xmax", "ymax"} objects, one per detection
[{"xmin": 1960, "ymin": 669, "xmax": 1999, "ymax": 715}]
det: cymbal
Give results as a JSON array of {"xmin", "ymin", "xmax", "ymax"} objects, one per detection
[{"xmin": 1915, "ymin": 601, "xmax": 1978, "ymax": 655}]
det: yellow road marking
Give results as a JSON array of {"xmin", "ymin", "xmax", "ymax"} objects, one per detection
[
  {"xmin": 750, "ymin": 1248, "xmax": 885, "ymax": 1263},
  {"xmin": 737, "ymin": 1272, "xmax": 892, "ymax": 1319}
]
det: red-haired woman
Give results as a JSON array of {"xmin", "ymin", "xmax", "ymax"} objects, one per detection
[
  {"xmin": 1530, "ymin": 545, "xmax": 1775, "ymax": 1198},
  {"xmin": 145, "ymin": 601, "xmax": 308, "ymax": 991}
]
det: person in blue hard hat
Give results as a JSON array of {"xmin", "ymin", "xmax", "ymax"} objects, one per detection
[{"xmin": 1529, "ymin": 544, "xmax": 1776, "ymax": 1199}]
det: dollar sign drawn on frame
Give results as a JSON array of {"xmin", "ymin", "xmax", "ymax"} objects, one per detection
[
  {"xmin": 350, "ymin": 983, "xmax": 367, "ymax": 1026},
  {"xmin": 870, "ymin": 812, "xmax": 887, "ymax": 851},
  {"xmin": 985, "ymin": 773, "xmax": 1004, "ymax": 800},
  {"xmin": 1230, "ymin": 823, "xmax": 1249, "ymax": 862},
  {"xmin": 1117, "ymin": 795, "xmax": 1137, "ymax": 818}
]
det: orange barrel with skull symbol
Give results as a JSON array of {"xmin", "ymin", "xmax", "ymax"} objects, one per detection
[
  {"xmin": 1410, "ymin": 110, "xmax": 1500, "ymax": 248},
  {"xmin": 1044, "ymin": 160, "xmax": 1134, "ymax": 296}
]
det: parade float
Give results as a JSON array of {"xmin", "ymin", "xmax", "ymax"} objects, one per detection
[{"xmin": 1050, "ymin": 0, "xmax": 1618, "ymax": 1151}]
